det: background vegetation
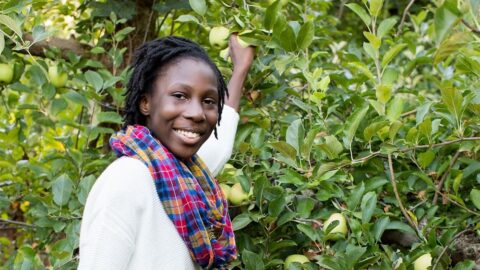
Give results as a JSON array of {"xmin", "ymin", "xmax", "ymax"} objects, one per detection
[{"xmin": 0, "ymin": 0, "xmax": 479, "ymax": 269}]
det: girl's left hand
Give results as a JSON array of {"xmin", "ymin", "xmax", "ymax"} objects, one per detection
[{"xmin": 228, "ymin": 33, "xmax": 255, "ymax": 74}]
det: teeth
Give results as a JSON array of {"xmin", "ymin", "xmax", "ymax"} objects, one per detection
[{"xmin": 175, "ymin": 129, "xmax": 200, "ymax": 139}]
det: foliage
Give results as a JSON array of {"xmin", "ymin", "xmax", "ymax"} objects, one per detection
[{"xmin": 0, "ymin": 0, "xmax": 480, "ymax": 269}]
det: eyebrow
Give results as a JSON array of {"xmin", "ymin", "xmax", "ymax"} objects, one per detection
[{"xmin": 170, "ymin": 83, "xmax": 218, "ymax": 96}]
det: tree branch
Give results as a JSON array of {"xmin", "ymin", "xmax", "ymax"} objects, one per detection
[
  {"xmin": 23, "ymin": 34, "xmax": 86, "ymax": 58},
  {"xmin": 462, "ymin": 19, "xmax": 480, "ymax": 36},
  {"xmin": 397, "ymin": 0, "xmax": 415, "ymax": 36},
  {"xmin": 0, "ymin": 218, "xmax": 37, "ymax": 228},
  {"xmin": 432, "ymin": 150, "xmax": 461, "ymax": 205},
  {"xmin": 387, "ymin": 154, "xmax": 418, "ymax": 230}
]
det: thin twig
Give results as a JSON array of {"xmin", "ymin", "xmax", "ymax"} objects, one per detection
[
  {"xmin": 0, "ymin": 218, "xmax": 37, "ymax": 228},
  {"xmin": 402, "ymin": 137, "xmax": 480, "ymax": 151},
  {"xmin": 170, "ymin": 10, "xmax": 177, "ymax": 36},
  {"xmin": 432, "ymin": 228, "xmax": 472, "ymax": 270},
  {"xmin": 387, "ymin": 154, "xmax": 417, "ymax": 230},
  {"xmin": 143, "ymin": 0, "xmax": 157, "ymax": 43},
  {"xmin": 401, "ymin": 109, "xmax": 417, "ymax": 117},
  {"xmin": 462, "ymin": 19, "xmax": 480, "ymax": 35},
  {"xmin": 432, "ymin": 150, "xmax": 461, "ymax": 205},
  {"xmin": 397, "ymin": 0, "xmax": 416, "ymax": 36}
]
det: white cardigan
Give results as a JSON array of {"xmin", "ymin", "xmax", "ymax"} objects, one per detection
[{"xmin": 78, "ymin": 106, "xmax": 239, "ymax": 270}]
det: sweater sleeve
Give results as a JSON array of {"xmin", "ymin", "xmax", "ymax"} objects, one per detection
[
  {"xmin": 78, "ymin": 157, "xmax": 150, "ymax": 270},
  {"xmin": 197, "ymin": 105, "xmax": 239, "ymax": 176}
]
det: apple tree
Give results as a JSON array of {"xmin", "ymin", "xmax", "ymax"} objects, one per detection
[{"xmin": 0, "ymin": 0, "xmax": 479, "ymax": 269}]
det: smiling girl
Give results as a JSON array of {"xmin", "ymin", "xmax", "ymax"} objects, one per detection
[{"xmin": 78, "ymin": 35, "xmax": 254, "ymax": 269}]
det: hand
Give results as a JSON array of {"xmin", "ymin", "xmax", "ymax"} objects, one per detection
[{"xmin": 228, "ymin": 33, "xmax": 255, "ymax": 74}]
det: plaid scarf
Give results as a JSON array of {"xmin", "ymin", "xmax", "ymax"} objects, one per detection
[{"xmin": 110, "ymin": 125, "xmax": 237, "ymax": 269}]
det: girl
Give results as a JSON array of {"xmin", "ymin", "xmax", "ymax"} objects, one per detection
[{"xmin": 79, "ymin": 35, "xmax": 254, "ymax": 269}]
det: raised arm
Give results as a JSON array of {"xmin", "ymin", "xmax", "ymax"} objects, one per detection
[{"xmin": 197, "ymin": 34, "xmax": 255, "ymax": 175}]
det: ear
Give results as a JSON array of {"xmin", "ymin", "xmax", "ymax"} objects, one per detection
[{"xmin": 139, "ymin": 95, "xmax": 150, "ymax": 116}]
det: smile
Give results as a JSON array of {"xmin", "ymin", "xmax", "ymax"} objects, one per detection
[{"xmin": 174, "ymin": 129, "xmax": 201, "ymax": 139}]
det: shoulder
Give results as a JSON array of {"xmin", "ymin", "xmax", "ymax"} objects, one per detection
[{"xmin": 86, "ymin": 157, "xmax": 153, "ymax": 208}]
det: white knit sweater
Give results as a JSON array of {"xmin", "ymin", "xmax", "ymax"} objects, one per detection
[{"xmin": 78, "ymin": 106, "xmax": 239, "ymax": 270}]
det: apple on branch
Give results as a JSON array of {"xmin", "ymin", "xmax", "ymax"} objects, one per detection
[
  {"xmin": 209, "ymin": 26, "xmax": 230, "ymax": 50},
  {"xmin": 48, "ymin": 65, "xmax": 68, "ymax": 88},
  {"xmin": 284, "ymin": 254, "xmax": 309, "ymax": 269},
  {"xmin": 0, "ymin": 63, "xmax": 14, "ymax": 84},
  {"xmin": 323, "ymin": 213, "xmax": 348, "ymax": 240}
]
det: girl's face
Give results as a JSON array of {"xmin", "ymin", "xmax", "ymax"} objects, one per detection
[{"xmin": 140, "ymin": 58, "xmax": 219, "ymax": 160}]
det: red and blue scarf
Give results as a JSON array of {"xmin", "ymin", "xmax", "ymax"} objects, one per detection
[{"xmin": 110, "ymin": 125, "xmax": 237, "ymax": 268}]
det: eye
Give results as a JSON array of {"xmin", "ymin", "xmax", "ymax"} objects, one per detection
[
  {"xmin": 204, "ymin": 98, "xmax": 217, "ymax": 105},
  {"xmin": 172, "ymin": 92, "xmax": 187, "ymax": 99}
]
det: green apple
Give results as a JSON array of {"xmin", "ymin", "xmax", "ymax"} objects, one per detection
[
  {"xmin": 413, "ymin": 253, "xmax": 432, "ymax": 270},
  {"xmin": 209, "ymin": 26, "xmax": 230, "ymax": 50},
  {"xmin": 0, "ymin": 63, "xmax": 14, "ymax": 84},
  {"xmin": 236, "ymin": 36, "xmax": 250, "ymax": 48},
  {"xmin": 284, "ymin": 254, "xmax": 309, "ymax": 269},
  {"xmin": 48, "ymin": 66, "xmax": 68, "ymax": 88},
  {"xmin": 228, "ymin": 183, "xmax": 249, "ymax": 205},
  {"xmin": 323, "ymin": 213, "xmax": 348, "ymax": 240},
  {"xmin": 219, "ymin": 183, "xmax": 231, "ymax": 199}
]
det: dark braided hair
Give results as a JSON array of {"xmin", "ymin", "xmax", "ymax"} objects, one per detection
[{"xmin": 123, "ymin": 36, "xmax": 228, "ymax": 137}]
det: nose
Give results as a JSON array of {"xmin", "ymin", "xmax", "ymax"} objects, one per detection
[{"xmin": 183, "ymin": 99, "xmax": 206, "ymax": 122}]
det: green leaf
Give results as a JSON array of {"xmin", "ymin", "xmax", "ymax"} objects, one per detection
[
  {"xmin": 97, "ymin": 111, "xmax": 123, "ymax": 124},
  {"xmin": 363, "ymin": 42, "xmax": 377, "ymax": 60},
  {"xmin": 369, "ymin": 99, "xmax": 385, "ymax": 115},
  {"xmin": 0, "ymin": 32, "xmax": 4, "ymax": 55},
  {"xmin": 242, "ymin": 250, "xmax": 264, "ymax": 270},
  {"xmin": 276, "ymin": 24, "xmax": 297, "ymax": 52},
  {"xmin": 0, "ymin": 14, "xmax": 22, "ymax": 38},
  {"xmin": 232, "ymin": 213, "xmax": 252, "ymax": 231},
  {"xmin": 189, "ymin": 0, "xmax": 207, "ymax": 16},
  {"xmin": 63, "ymin": 90, "xmax": 89, "ymax": 107},
  {"xmin": 373, "ymin": 216, "xmax": 390, "ymax": 242},
  {"xmin": 269, "ymin": 196, "xmax": 286, "ymax": 217},
  {"xmin": 417, "ymin": 150, "xmax": 435, "ymax": 168},
  {"xmin": 381, "ymin": 43, "xmax": 407, "ymax": 67},
  {"xmin": 286, "ymin": 119, "xmax": 304, "ymax": 155},
  {"xmin": 78, "ymin": 175, "xmax": 96, "ymax": 205},
  {"xmin": 441, "ymin": 87, "xmax": 463, "ymax": 124},
  {"xmin": 32, "ymin": 25, "xmax": 50, "ymax": 44},
  {"xmin": 434, "ymin": 3, "xmax": 460, "ymax": 44},
  {"xmin": 388, "ymin": 120, "xmax": 402, "ymax": 142},
  {"xmin": 52, "ymin": 174, "xmax": 73, "ymax": 206},
  {"xmin": 301, "ymin": 128, "xmax": 319, "ymax": 160},
  {"xmin": 347, "ymin": 182, "xmax": 365, "ymax": 211},
  {"xmin": 114, "ymin": 26, "xmax": 135, "ymax": 41},
  {"xmin": 452, "ymin": 260, "xmax": 475, "ymax": 270},
  {"xmin": 175, "ymin": 14, "xmax": 200, "ymax": 24},
  {"xmin": 344, "ymin": 104, "xmax": 369, "ymax": 149},
  {"xmin": 346, "ymin": 3, "xmax": 372, "ymax": 27},
  {"xmin": 318, "ymin": 135, "xmax": 343, "ymax": 159},
  {"xmin": 270, "ymin": 141, "xmax": 297, "ymax": 162},
  {"xmin": 376, "ymin": 84, "xmax": 392, "ymax": 104},
  {"xmin": 470, "ymin": 189, "xmax": 480, "ymax": 210},
  {"xmin": 85, "ymin": 70, "xmax": 104, "ymax": 92},
  {"xmin": 416, "ymin": 102, "xmax": 432, "ymax": 124},
  {"xmin": 364, "ymin": 32, "xmax": 381, "ymax": 49},
  {"xmin": 364, "ymin": 121, "xmax": 388, "ymax": 141},
  {"xmin": 297, "ymin": 223, "xmax": 317, "ymax": 241},
  {"xmin": 348, "ymin": 62, "xmax": 375, "ymax": 81},
  {"xmin": 361, "ymin": 191, "xmax": 377, "ymax": 223},
  {"xmin": 434, "ymin": 32, "xmax": 468, "ymax": 64},
  {"xmin": 452, "ymin": 172, "xmax": 463, "ymax": 195},
  {"xmin": 369, "ymin": 0, "xmax": 383, "ymax": 17},
  {"xmin": 296, "ymin": 21, "xmax": 314, "ymax": 49},
  {"xmin": 385, "ymin": 221, "xmax": 416, "ymax": 235},
  {"xmin": 264, "ymin": 0, "xmax": 282, "ymax": 30},
  {"xmin": 386, "ymin": 96, "xmax": 404, "ymax": 122},
  {"xmin": 296, "ymin": 197, "xmax": 315, "ymax": 218},
  {"xmin": 377, "ymin": 17, "xmax": 397, "ymax": 38}
]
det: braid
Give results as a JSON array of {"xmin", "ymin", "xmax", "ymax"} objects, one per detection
[{"xmin": 123, "ymin": 36, "xmax": 228, "ymax": 137}]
